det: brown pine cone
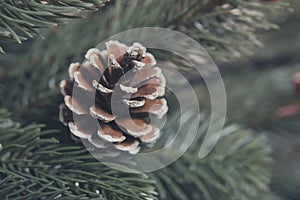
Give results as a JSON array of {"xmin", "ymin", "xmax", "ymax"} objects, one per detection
[{"xmin": 59, "ymin": 41, "xmax": 168, "ymax": 154}]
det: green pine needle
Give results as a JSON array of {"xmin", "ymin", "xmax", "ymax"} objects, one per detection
[
  {"xmin": 0, "ymin": 0, "xmax": 110, "ymax": 52},
  {"xmin": 151, "ymin": 119, "xmax": 277, "ymax": 200},
  {"xmin": 0, "ymin": 109, "xmax": 158, "ymax": 200}
]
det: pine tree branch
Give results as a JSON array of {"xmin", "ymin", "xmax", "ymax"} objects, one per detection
[
  {"xmin": 150, "ymin": 117, "xmax": 277, "ymax": 200},
  {"xmin": 1, "ymin": 0, "xmax": 290, "ymax": 58},
  {"xmin": 0, "ymin": 0, "xmax": 110, "ymax": 52},
  {"xmin": 0, "ymin": 109, "xmax": 158, "ymax": 199},
  {"xmin": 0, "ymin": 1, "xmax": 293, "ymax": 199},
  {"xmin": 0, "ymin": 1, "xmax": 290, "ymax": 197},
  {"xmin": 0, "ymin": 0, "xmax": 290, "ymax": 122}
]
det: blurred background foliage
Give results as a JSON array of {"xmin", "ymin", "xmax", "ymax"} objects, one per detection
[{"xmin": 223, "ymin": 1, "xmax": 300, "ymax": 199}]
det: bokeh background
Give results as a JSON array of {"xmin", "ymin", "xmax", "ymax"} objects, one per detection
[{"xmin": 227, "ymin": 1, "xmax": 300, "ymax": 199}]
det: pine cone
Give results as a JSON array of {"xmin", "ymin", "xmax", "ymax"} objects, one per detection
[{"xmin": 59, "ymin": 41, "xmax": 168, "ymax": 154}]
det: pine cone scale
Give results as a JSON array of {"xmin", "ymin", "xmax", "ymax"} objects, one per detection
[
  {"xmin": 89, "ymin": 105, "xmax": 116, "ymax": 122},
  {"xmin": 98, "ymin": 124, "xmax": 126, "ymax": 142}
]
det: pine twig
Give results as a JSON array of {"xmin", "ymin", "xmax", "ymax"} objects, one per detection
[
  {"xmin": 0, "ymin": 0, "xmax": 110, "ymax": 52},
  {"xmin": 0, "ymin": 109, "xmax": 158, "ymax": 200}
]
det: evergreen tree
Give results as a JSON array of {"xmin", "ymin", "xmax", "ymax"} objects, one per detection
[{"xmin": 0, "ymin": 0, "xmax": 297, "ymax": 199}]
